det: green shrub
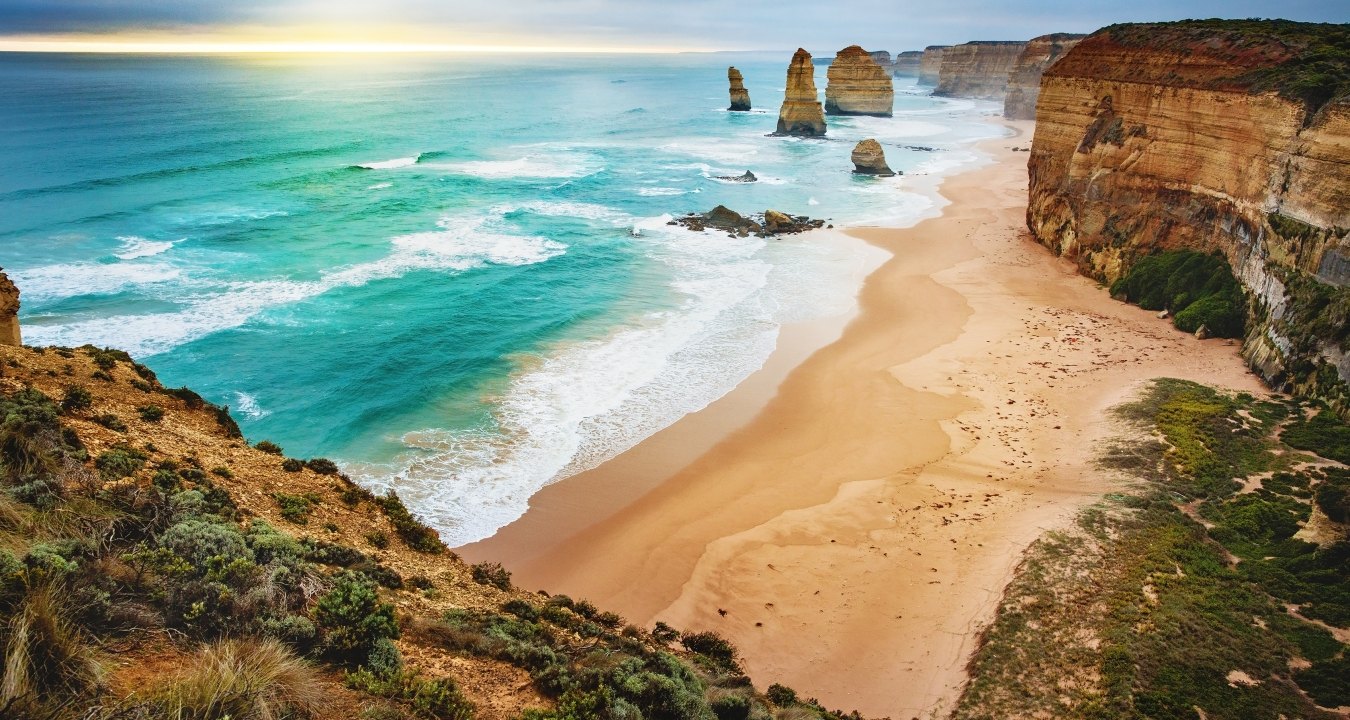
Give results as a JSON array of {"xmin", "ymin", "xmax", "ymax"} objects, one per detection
[
  {"xmin": 366, "ymin": 530, "xmax": 390, "ymax": 549},
  {"xmin": 710, "ymin": 691, "xmax": 752, "ymax": 720},
  {"xmin": 93, "ymin": 413, "xmax": 127, "ymax": 432},
  {"xmin": 60, "ymin": 385, "xmax": 93, "ymax": 413},
  {"xmin": 137, "ymin": 404, "xmax": 165, "ymax": 422},
  {"xmin": 1110, "ymin": 250, "xmax": 1246, "ymax": 338},
  {"xmin": 306, "ymin": 458, "xmax": 340, "ymax": 475},
  {"xmin": 210, "ymin": 466, "xmax": 232, "ymax": 479},
  {"xmin": 366, "ymin": 636, "xmax": 404, "ymax": 677},
  {"xmin": 281, "ymin": 458, "xmax": 303, "ymax": 473},
  {"xmin": 652, "ymin": 621, "xmax": 680, "ymax": 644},
  {"xmin": 1316, "ymin": 479, "xmax": 1350, "ymax": 523},
  {"xmin": 378, "ymin": 491, "xmax": 444, "ymax": 554},
  {"xmin": 272, "ymin": 492, "xmax": 319, "ymax": 524},
  {"xmin": 471, "ymin": 561, "xmax": 512, "ymax": 591},
  {"xmin": 1295, "ymin": 656, "xmax": 1350, "ymax": 708},
  {"xmin": 96, "ymin": 445, "xmax": 147, "ymax": 480},
  {"xmin": 315, "ymin": 572, "xmax": 399, "ymax": 663},
  {"xmin": 766, "ymin": 683, "xmax": 798, "ymax": 707},
  {"xmin": 255, "ymin": 440, "xmax": 283, "ymax": 455},
  {"xmin": 503, "ymin": 599, "xmax": 540, "ymax": 621},
  {"xmin": 680, "ymin": 631, "xmax": 741, "ymax": 673},
  {"xmin": 345, "ymin": 668, "xmax": 474, "ymax": 720}
]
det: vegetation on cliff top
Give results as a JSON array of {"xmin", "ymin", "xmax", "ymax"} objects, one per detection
[
  {"xmin": 0, "ymin": 343, "xmax": 867, "ymax": 720},
  {"xmin": 1101, "ymin": 19, "xmax": 1350, "ymax": 113},
  {"xmin": 955, "ymin": 379, "xmax": 1350, "ymax": 718}
]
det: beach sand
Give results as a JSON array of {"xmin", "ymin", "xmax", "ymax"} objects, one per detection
[{"xmin": 460, "ymin": 120, "xmax": 1267, "ymax": 717}]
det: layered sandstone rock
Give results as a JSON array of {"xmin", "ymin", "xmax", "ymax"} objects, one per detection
[
  {"xmin": 851, "ymin": 139, "xmax": 896, "ymax": 176},
  {"xmin": 1003, "ymin": 33, "xmax": 1085, "ymax": 119},
  {"xmin": 893, "ymin": 50, "xmax": 923, "ymax": 77},
  {"xmin": 917, "ymin": 45, "xmax": 949, "ymax": 85},
  {"xmin": 868, "ymin": 50, "xmax": 895, "ymax": 74},
  {"xmin": 934, "ymin": 40, "xmax": 1028, "ymax": 100},
  {"xmin": 825, "ymin": 45, "xmax": 894, "ymax": 117},
  {"xmin": 775, "ymin": 48, "xmax": 827, "ymax": 137},
  {"xmin": 1026, "ymin": 21, "xmax": 1350, "ymax": 408},
  {"xmin": 0, "ymin": 270, "xmax": 19, "ymax": 346},
  {"xmin": 727, "ymin": 67, "xmax": 751, "ymax": 111}
]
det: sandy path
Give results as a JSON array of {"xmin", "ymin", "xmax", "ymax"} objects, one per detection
[{"xmin": 461, "ymin": 121, "xmax": 1267, "ymax": 717}]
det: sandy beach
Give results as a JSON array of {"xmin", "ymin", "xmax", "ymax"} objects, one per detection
[{"xmin": 460, "ymin": 120, "xmax": 1267, "ymax": 718}]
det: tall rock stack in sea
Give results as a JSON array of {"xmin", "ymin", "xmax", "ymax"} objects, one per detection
[
  {"xmin": 851, "ymin": 139, "xmax": 896, "ymax": 176},
  {"xmin": 893, "ymin": 50, "xmax": 923, "ymax": 77},
  {"xmin": 0, "ymin": 270, "xmax": 20, "ymax": 346},
  {"xmin": 1003, "ymin": 33, "xmax": 1086, "ymax": 119},
  {"xmin": 825, "ymin": 46, "xmax": 895, "ymax": 117},
  {"xmin": 727, "ymin": 67, "xmax": 751, "ymax": 111},
  {"xmin": 934, "ymin": 40, "xmax": 1029, "ymax": 100},
  {"xmin": 917, "ymin": 45, "xmax": 949, "ymax": 85},
  {"xmin": 775, "ymin": 48, "xmax": 827, "ymax": 137}
]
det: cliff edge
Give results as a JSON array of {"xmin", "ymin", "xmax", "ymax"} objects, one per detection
[
  {"xmin": 934, "ymin": 40, "xmax": 1028, "ymax": 99},
  {"xmin": 0, "ymin": 270, "xmax": 18, "ymax": 346},
  {"xmin": 1003, "ymin": 33, "xmax": 1086, "ymax": 120},
  {"xmin": 1026, "ymin": 19, "xmax": 1350, "ymax": 409}
]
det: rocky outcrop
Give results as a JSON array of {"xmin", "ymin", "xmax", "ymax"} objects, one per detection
[
  {"xmin": 869, "ymin": 50, "xmax": 895, "ymax": 74},
  {"xmin": 825, "ymin": 45, "xmax": 895, "ymax": 117},
  {"xmin": 934, "ymin": 40, "xmax": 1028, "ymax": 100},
  {"xmin": 1003, "ymin": 33, "xmax": 1085, "ymax": 119},
  {"xmin": 0, "ymin": 270, "xmax": 19, "ymax": 346},
  {"xmin": 728, "ymin": 67, "xmax": 751, "ymax": 111},
  {"xmin": 893, "ymin": 50, "xmax": 923, "ymax": 77},
  {"xmin": 775, "ymin": 48, "xmax": 827, "ymax": 137},
  {"xmin": 1026, "ymin": 20, "xmax": 1350, "ymax": 410},
  {"xmin": 672, "ymin": 206, "xmax": 825, "ymax": 237},
  {"xmin": 851, "ymin": 139, "xmax": 896, "ymax": 176},
  {"xmin": 917, "ymin": 46, "xmax": 949, "ymax": 85}
]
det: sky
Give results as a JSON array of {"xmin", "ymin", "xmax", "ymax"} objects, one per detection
[{"xmin": 0, "ymin": 0, "xmax": 1346, "ymax": 52}]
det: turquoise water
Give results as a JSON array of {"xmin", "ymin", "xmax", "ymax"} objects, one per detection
[{"xmin": 0, "ymin": 52, "xmax": 1002, "ymax": 543}]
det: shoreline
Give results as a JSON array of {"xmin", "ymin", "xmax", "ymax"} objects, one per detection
[{"xmin": 460, "ymin": 120, "xmax": 1267, "ymax": 717}]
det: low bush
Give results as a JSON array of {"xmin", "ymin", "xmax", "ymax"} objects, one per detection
[
  {"xmin": 1110, "ymin": 250, "xmax": 1246, "ymax": 338},
  {"xmin": 255, "ymin": 441, "xmax": 283, "ymax": 455},
  {"xmin": 137, "ymin": 404, "xmax": 165, "ymax": 422},
  {"xmin": 272, "ymin": 492, "xmax": 320, "ymax": 524},
  {"xmin": 378, "ymin": 491, "xmax": 444, "ymax": 554},
  {"xmin": 281, "ymin": 458, "xmax": 303, "ymax": 473},
  {"xmin": 345, "ymin": 668, "xmax": 474, "ymax": 720},
  {"xmin": 306, "ymin": 458, "xmax": 340, "ymax": 475},
  {"xmin": 314, "ymin": 572, "xmax": 399, "ymax": 664},
  {"xmin": 93, "ymin": 413, "xmax": 127, "ymax": 432},
  {"xmin": 60, "ymin": 385, "xmax": 93, "ymax": 413},
  {"xmin": 470, "ymin": 561, "xmax": 512, "ymax": 591}
]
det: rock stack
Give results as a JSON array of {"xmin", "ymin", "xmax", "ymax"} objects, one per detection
[
  {"xmin": 851, "ymin": 139, "xmax": 896, "ymax": 176},
  {"xmin": 825, "ymin": 46, "xmax": 894, "ymax": 117},
  {"xmin": 918, "ymin": 45, "xmax": 949, "ymax": 85},
  {"xmin": 1003, "ymin": 33, "xmax": 1085, "ymax": 120},
  {"xmin": 727, "ymin": 67, "xmax": 751, "ymax": 111},
  {"xmin": 868, "ymin": 50, "xmax": 895, "ymax": 74},
  {"xmin": 893, "ymin": 50, "xmax": 923, "ymax": 76},
  {"xmin": 0, "ymin": 270, "xmax": 20, "ymax": 346},
  {"xmin": 775, "ymin": 49, "xmax": 827, "ymax": 137},
  {"xmin": 934, "ymin": 40, "xmax": 1029, "ymax": 100}
]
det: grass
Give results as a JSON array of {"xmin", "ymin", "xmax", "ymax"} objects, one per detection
[
  {"xmin": 140, "ymin": 638, "xmax": 327, "ymax": 720},
  {"xmin": 955, "ymin": 379, "xmax": 1350, "ymax": 718}
]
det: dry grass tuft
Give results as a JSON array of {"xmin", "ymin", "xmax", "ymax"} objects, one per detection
[
  {"xmin": 0, "ymin": 584, "xmax": 103, "ymax": 710},
  {"xmin": 144, "ymin": 638, "xmax": 328, "ymax": 720}
]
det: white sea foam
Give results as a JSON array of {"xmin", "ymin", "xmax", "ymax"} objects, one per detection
[
  {"xmin": 424, "ymin": 153, "xmax": 601, "ymax": 179},
  {"xmin": 13, "ymin": 262, "xmax": 183, "ymax": 303},
  {"xmin": 637, "ymin": 187, "xmax": 689, "ymax": 197},
  {"xmin": 24, "ymin": 213, "xmax": 567, "ymax": 356},
  {"xmin": 357, "ymin": 156, "xmax": 419, "ymax": 170},
  {"xmin": 366, "ymin": 182, "xmax": 393, "ymax": 190},
  {"xmin": 233, "ymin": 391, "xmax": 270, "ymax": 419},
  {"xmin": 114, "ymin": 236, "xmax": 177, "ymax": 260}
]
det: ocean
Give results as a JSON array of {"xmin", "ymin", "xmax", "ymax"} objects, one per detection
[{"xmin": 0, "ymin": 51, "xmax": 1003, "ymax": 544}]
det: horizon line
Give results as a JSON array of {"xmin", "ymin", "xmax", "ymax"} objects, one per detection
[{"xmin": 0, "ymin": 39, "xmax": 753, "ymax": 55}]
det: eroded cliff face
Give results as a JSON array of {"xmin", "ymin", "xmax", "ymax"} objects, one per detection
[
  {"xmin": 868, "ymin": 50, "xmax": 895, "ymax": 74},
  {"xmin": 1027, "ymin": 21, "xmax": 1350, "ymax": 408},
  {"xmin": 0, "ymin": 270, "xmax": 19, "ymax": 346},
  {"xmin": 1003, "ymin": 33, "xmax": 1085, "ymax": 120},
  {"xmin": 934, "ymin": 41, "xmax": 1027, "ymax": 100},
  {"xmin": 728, "ymin": 66, "xmax": 751, "ymax": 111},
  {"xmin": 917, "ymin": 46, "xmax": 948, "ymax": 86},
  {"xmin": 893, "ymin": 51, "xmax": 923, "ymax": 77},
  {"xmin": 776, "ymin": 48, "xmax": 827, "ymax": 136},
  {"xmin": 825, "ymin": 45, "xmax": 894, "ymax": 117}
]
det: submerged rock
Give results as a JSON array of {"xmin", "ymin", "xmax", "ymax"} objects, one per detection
[
  {"xmin": 775, "ymin": 49, "xmax": 827, "ymax": 137},
  {"xmin": 851, "ymin": 139, "xmax": 897, "ymax": 177},
  {"xmin": 0, "ymin": 270, "xmax": 19, "ymax": 346},
  {"xmin": 728, "ymin": 67, "xmax": 751, "ymax": 111},
  {"xmin": 825, "ymin": 46, "xmax": 895, "ymax": 117},
  {"xmin": 715, "ymin": 170, "xmax": 758, "ymax": 183}
]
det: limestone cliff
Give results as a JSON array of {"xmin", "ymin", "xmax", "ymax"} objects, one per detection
[
  {"xmin": 1003, "ymin": 33, "xmax": 1085, "ymax": 120},
  {"xmin": 893, "ymin": 50, "xmax": 923, "ymax": 77},
  {"xmin": 851, "ymin": 139, "xmax": 896, "ymax": 176},
  {"xmin": 934, "ymin": 41, "xmax": 1028, "ymax": 100},
  {"xmin": 1026, "ymin": 20, "xmax": 1350, "ymax": 409},
  {"xmin": 868, "ymin": 50, "xmax": 895, "ymax": 74},
  {"xmin": 917, "ymin": 45, "xmax": 949, "ymax": 85},
  {"xmin": 728, "ymin": 66, "xmax": 751, "ymax": 111},
  {"xmin": 825, "ymin": 46, "xmax": 895, "ymax": 117},
  {"xmin": 0, "ymin": 269, "xmax": 19, "ymax": 346},
  {"xmin": 776, "ymin": 48, "xmax": 827, "ymax": 137}
]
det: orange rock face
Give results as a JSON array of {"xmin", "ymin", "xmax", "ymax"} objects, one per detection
[
  {"xmin": 0, "ymin": 270, "xmax": 19, "ymax": 346},
  {"xmin": 825, "ymin": 45, "xmax": 894, "ymax": 117},
  {"xmin": 1003, "ymin": 33, "xmax": 1085, "ymax": 120},
  {"xmin": 934, "ymin": 41, "xmax": 1027, "ymax": 100},
  {"xmin": 776, "ymin": 48, "xmax": 827, "ymax": 137},
  {"xmin": 893, "ymin": 50, "xmax": 923, "ymax": 77},
  {"xmin": 1026, "ymin": 22, "xmax": 1350, "ymax": 403},
  {"xmin": 917, "ymin": 45, "xmax": 948, "ymax": 86},
  {"xmin": 728, "ymin": 66, "xmax": 751, "ymax": 111}
]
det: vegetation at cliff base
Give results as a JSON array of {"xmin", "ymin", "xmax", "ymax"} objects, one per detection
[
  {"xmin": 955, "ymin": 379, "xmax": 1350, "ymax": 719},
  {"xmin": 1110, "ymin": 250, "xmax": 1247, "ymax": 338}
]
